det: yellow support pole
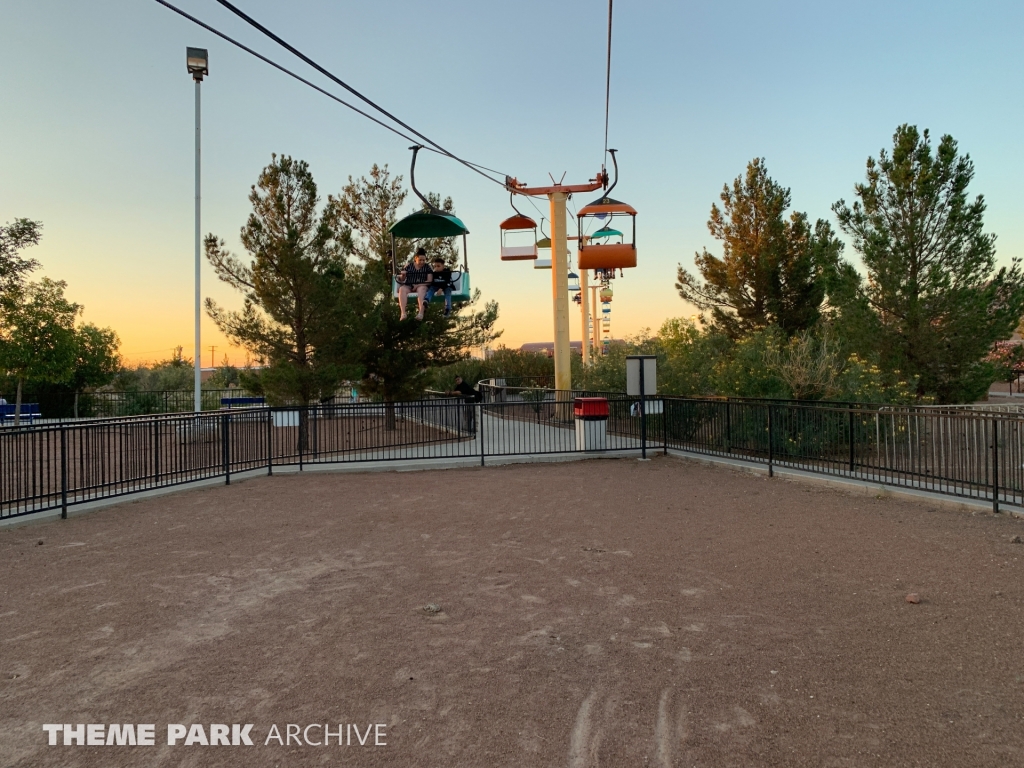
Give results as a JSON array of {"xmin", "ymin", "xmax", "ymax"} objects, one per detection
[
  {"xmin": 580, "ymin": 268, "xmax": 590, "ymax": 366},
  {"xmin": 550, "ymin": 191, "xmax": 571, "ymax": 403}
]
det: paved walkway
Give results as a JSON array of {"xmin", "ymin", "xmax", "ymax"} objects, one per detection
[{"xmin": 383, "ymin": 410, "xmax": 643, "ymax": 461}]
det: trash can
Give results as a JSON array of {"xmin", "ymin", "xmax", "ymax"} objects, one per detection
[{"xmin": 574, "ymin": 397, "xmax": 609, "ymax": 451}]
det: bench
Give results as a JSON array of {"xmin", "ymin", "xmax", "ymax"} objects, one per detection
[
  {"xmin": 220, "ymin": 397, "xmax": 266, "ymax": 409},
  {"xmin": 0, "ymin": 403, "xmax": 41, "ymax": 424}
]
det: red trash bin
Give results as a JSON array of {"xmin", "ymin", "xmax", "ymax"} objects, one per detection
[{"xmin": 574, "ymin": 397, "xmax": 609, "ymax": 451}]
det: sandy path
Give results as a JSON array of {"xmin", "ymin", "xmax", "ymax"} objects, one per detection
[{"xmin": 1, "ymin": 455, "xmax": 1023, "ymax": 767}]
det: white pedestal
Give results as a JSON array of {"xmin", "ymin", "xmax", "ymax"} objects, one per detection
[{"xmin": 575, "ymin": 418, "xmax": 607, "ymax": 451}]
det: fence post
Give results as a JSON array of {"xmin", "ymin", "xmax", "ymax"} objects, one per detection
[
  {"xmin": 222, "ymin": 412, "xmax": 231, "ymax": 486},
  {"xmin": 663, "ymin": 399, "xmax": 669, "ymax": 456},
  {"xmin": 60, "ymin": 425, "xmax": 68, "ymax": 519},
  {"xmin": 298, "ymin": 408, "xmax": 304, "ymax": 472},
  {"xmin": 848, "ymin": 408, "xmax": 856, "ymax": 474},
  {"xmin": 767, "ymin": 404, "xmax": 774, "ymax": 478},
  {"xmin": 725, "ymin": 399, "xmax": 732, "ymax": 454},
  {"xmin": 266, "ymin": 407, "xmax": 273, "ymax": 476},
  {"xmin": 992, "ymin": 417, "xmax": 999, "ymax": 514},
  {"xmin": 639, "ymin": 363, "xmax": 647, "ymax": 460},
  {"xmin": 479, "ymin": 402, "xmax": 485, "ymax": 467},
  {"xmin": 153, "ymin": 419, "xmax": 160, "ymax": 484}
]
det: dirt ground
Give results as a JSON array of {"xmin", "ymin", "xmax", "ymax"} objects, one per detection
[{"xmin": 1, "ymin": 455, "xmax": 1023, "ymax": 767}]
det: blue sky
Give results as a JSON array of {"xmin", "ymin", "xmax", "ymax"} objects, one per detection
[{"xmin": 3, "ymin": 0, "xmax": 1023, "ymax": 363}]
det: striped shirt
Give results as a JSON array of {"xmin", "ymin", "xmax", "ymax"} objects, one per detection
[{"xmin": 403, "ymin": 262, "xmax": 433, "ymax": 286}]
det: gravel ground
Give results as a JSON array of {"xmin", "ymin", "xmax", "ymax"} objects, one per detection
[{"xmin": 1, "ymin": 454, "xmax": 1023, "ymax": 767}]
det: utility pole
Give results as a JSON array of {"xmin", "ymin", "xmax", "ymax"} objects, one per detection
[{"xmin": 209, "ymin": 345, "xmax": 217, "ymax": 368}]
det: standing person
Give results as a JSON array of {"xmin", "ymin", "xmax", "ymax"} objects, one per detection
[
  {"xmin": 396, "ymin": 248, "xmax": 433, "ymax": 320},
  {"xmin": 424, "ymin": 257, "xmax": 454, "ymax": 316},
  {"xmin": 450, "ymin": 375, "xmax": 481, "ymax": 432}
]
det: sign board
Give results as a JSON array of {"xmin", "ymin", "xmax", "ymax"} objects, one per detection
[{"xmin": 626, "ymin": 355, "xmax": 657, "ymax": 396}]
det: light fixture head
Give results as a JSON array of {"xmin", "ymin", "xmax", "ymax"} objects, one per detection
[{"xmin": 186, "ymin": 47, "xmax": 209, "ymax": 81}]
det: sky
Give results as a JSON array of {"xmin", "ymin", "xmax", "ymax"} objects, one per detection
[{"xmin": 3, "ymin": 0, "xmax": 1024, "ymax": 366}]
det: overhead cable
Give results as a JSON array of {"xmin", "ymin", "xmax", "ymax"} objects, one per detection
[
  {"xmin": 603, "ymin": 0, "xmax": 614, "ymax": 161},
  {"xmin": 210, "ymin": 0, "xmax": 508, "ymax": 187},
  {"xmin": 151, "ymin": 0, "xmax": 509, "ymax": 186}
]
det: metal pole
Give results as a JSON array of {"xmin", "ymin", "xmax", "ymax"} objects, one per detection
[
  {"xmin": 479, "ymin": 402, "xmax": 485, "ymax": 467},
  {"xmin": 580, "ymin": 269, "xmax": 590, "ymax": 366},
  {"xmin": 60, "ymin": 426, "xmax": 68, "ymax": 519},
  {"xmin": 767, "ymin": 405, "xmax": 774, "ymax": 478},
  {"xmin": 194, "ymin": 78, "xmax": 202, "ymax": 414},
  {"xmin": 267, "ymin": 407, "xmax": 273, "ymax": 476},
  {"xmin": 993, "ymin": 417, "xmax": 999, "ymax": 514},
  {"xmin": 725, "ymin": 399, "xmax": 732, "ymax": 453},
  {"xmin": 639, "ymin": 362, "xmax": 647, "ymax": 459},
  {"xmin": 550, "ymin": 192, "xmax": 571, "ymax": 405},
  {"xmin": 222, "ymin": 412, "xmax": 230, "ymax": 485},
  {"xmin": 848, "ymin": 408, "xmax": 856, "ymax": 474}
]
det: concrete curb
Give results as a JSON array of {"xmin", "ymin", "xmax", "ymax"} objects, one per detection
[
  {"xmin": 5, "ymin": 445, "xmax": 1021, "ymax": 530},
  {"xmin": 0, "ymin": 450, "xmax": 640, "ymax": 530}
]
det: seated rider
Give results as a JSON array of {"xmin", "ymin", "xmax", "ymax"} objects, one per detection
[
  {"xmin": 424, "ymin": 257, "xmax": 454, "ymax": 316},
  {"xmin": 397, "ymin": 247, "xmax": 433, "ymax": 321}
]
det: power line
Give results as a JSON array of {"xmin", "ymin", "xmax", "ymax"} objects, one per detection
[
  {"xmin": 603, "ymin": 0, "xmax": 614, "ymax": 161},
  {"xmin": 151, "ymin": 0, "xmax": 510, "ymax": 186},
  {"xmin": 211, "ymin": 0, "xmax": 510, "ymax": 189}
]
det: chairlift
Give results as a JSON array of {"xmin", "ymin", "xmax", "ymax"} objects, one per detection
[
  {"xmin": 534, "ymin": 219, "xmax": 552, "ymax": 269},
  {"xmin": 577, "ymin": 149, "xmax": 637, "ymax": 271},
  {"xmin": 389, "ymin": 146, "xmax": 472, "ymax": 306},
  {"xmin": 600, "ymin": 287, "xmax": 613, "ymax": 303},
  {"xmin": 499, "ymin": 195, "xmax": 538, "ymax": 261}
]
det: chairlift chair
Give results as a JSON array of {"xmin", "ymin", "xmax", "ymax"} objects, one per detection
[
  {"xmin": 389, "ymin": 146, "xmax": 472, "ymax": 306},
  {"xmin": 577, "ymin": 150, "xmax": 637, "ymax": 271},
  {"xmin": 499, "ymin": 195, "xmax": 538, "ymax": 260}
]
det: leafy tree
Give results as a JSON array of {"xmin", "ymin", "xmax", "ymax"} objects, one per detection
[
  {"xmin": 0, "ymin": 278, "xmax": 79, "ymax": 423},
  {"xmin": 677, "ymin": 158, "xmax": 846, "ymax": 338},
  {"xmin": 833, "ymin": 125, "xmax": 1024, "ymax": 402},
  {"xmin": 205, "ymin": 154, "xmax": 353, "ymax": 405},
  {"xmin": 112, "ymin": 346, "xmax": 193, "ymax": 392},
  {"xmin": 0, "ymin": 218, "xmax": 42, "ymax": 292},
  {"xmin": 70, "ymin": 324, "xmax": 121, "ymax": 391}
]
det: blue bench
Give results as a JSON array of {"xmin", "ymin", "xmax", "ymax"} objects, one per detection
[
  {"xmin": 0, "ymin": 403, "xmax": 41, "ymax": 424},
  {"xmin": 220, "ymin": 397, "xmax": 266, "ymax": 409}
]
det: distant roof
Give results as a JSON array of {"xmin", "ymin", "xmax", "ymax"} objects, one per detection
[{"xmin": 520, "ymin": 341, "xmax": 583, "ymax": 353}]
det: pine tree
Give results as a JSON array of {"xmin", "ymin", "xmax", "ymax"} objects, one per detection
[
  {"xmin": 204, "ymin": 154, "xmax": 352, "ymax": 404},
  {"xmin": 676, "ymin": 158, "xmax": 845, "ymax": 339},
  {"xmin": 833, "ymin": 125, "xmax": 1024, "ymax": 402}
]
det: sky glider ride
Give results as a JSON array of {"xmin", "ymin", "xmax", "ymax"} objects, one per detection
[{"xmin": 390, "ymin": 146, "xmax": 472, "ymax": 307}]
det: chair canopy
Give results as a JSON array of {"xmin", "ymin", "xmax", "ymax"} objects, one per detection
[{"xmin": 390, "ymin": 211, "xmax": 469, "ymax": 239}]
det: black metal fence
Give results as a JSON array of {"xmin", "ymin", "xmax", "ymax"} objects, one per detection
[
  {"xmin": 2, "ymin": 395, "xmax": 1022, "ymax": 522},
  {"xmin": 662, "ymin": 398, "xmax": 1023, "ymax": 511}
]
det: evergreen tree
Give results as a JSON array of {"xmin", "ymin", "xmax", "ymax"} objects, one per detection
[
  {"xmin": 833, "ymin": 125, "xmax": 1024, "ymax": 402},
  {"xmin": 676, "ymin": 158, "xmax": 845, "ymax": 338},
  {"xmin": 204, "ymin": 154, "xmax": 353, "ymax": 404}
]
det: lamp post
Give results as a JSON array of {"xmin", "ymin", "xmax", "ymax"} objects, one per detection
[{"xmin": 186, "ymin": 47, "xmax": 208, "ymax": 413}]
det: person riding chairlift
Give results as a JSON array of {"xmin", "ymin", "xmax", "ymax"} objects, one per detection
[
  {"xmin": 397, "ymin": 247, "xmax": 433, "ymax": 320},
  {"xmin": 425, "ymin": 257, "xmax": 454, "ymax": 316}
]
